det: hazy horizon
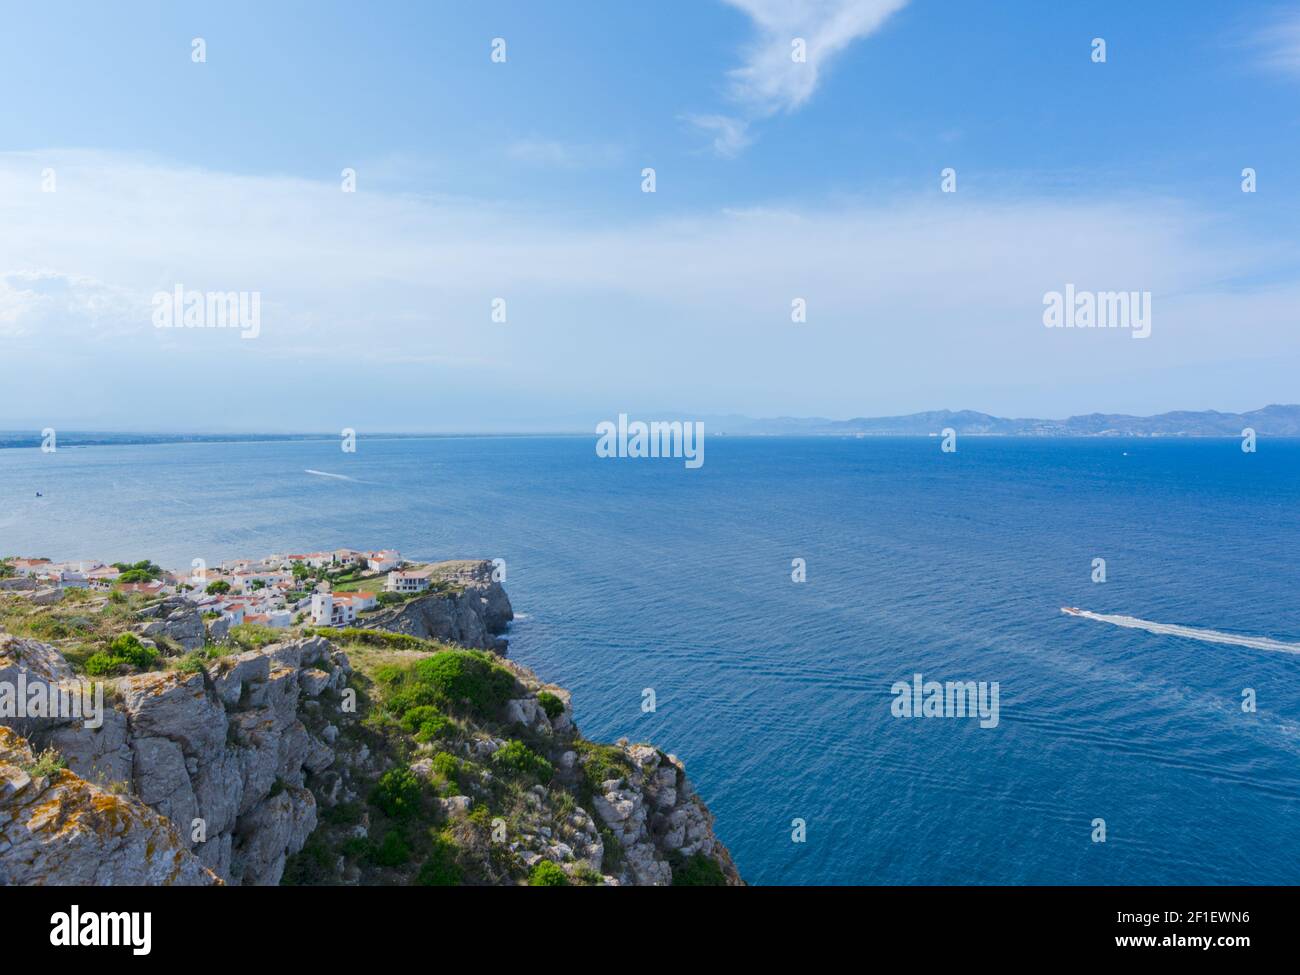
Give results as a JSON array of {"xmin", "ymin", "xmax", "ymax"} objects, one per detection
[{"xmin": 4, "ymin": 401, "xmax": 1297, "ymax": 438}]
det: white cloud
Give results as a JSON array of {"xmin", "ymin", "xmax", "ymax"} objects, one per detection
[
  {"xmin": 683, "ymin": 114, "xmax": 754, "ymax": 158},
  {"xmin": 721, "ymin": 0, "xmax": 909, "ymax": 114},
  {"xmin": 0, "ymin": 150, "xmax": 1296, "ymax": 429},
  {"xmin": 1254, "ymin": 10, "xmax": 1300, "ymax": 76},
  {"xmin": 0, "ymin": 269, "xmax": 140, "ymax": 339}
]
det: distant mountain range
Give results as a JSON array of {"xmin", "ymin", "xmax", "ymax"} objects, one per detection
[
  {"xmin": 2, "ymin": 405, "xmax": 1298, "ymax": 448},
  {"xmin": 703, "ymin": 404, "xmax": 1300, "ymax": 437}
]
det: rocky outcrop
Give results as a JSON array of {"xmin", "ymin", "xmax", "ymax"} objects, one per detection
[
  {"xmin": 1, "ymin": 632, "xmax": 76, "ymax": 685},
  {"xmin": 359, "ymin": 560, "xmax": 513, "ymax": 651},
  {"xmin": 589, "ymin": 744, "xmax": 741, "ymax": 886},
  {"xmin": 437, "ymin": 661, "xmax": 741, "ymax": 886},
  {"xmin": 135, "ymin": 596, "xmax": 205, "ymax": 652},
  {"xmin": 2, "ymin": 636, "xmax": 349, "ymax": 886},
  {"xmin": 0, "ymin": 726, "xmax": 220, "ymax": 885}
]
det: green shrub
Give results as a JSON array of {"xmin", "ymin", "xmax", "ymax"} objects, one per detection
[
  {"xmin": 205, "ymin": 580, "xmax": 231, "ymax": 594},
  {"xmin": 84, "ymin": 652, "xmax": 122, "ymax": 676},
  {"xmin": 82, "ymin": 633, "xmax": 157, "ymax": 675},
  {"xmin": 528, "ymin": 860, "xmax": 569, "ymax": 886},
  {"xmin": 430, "ymin": 751, "xmax": 461, "ymax": 780},
  {"xmin": 371, "ymin": 829, "xmax": 411, "ymax": 867},
  {"xmin": 671, "ymin": 853, "xmax": 727, "ymax": 886},
  {"xmin": 416, "ymin": 833, "xmax": 462, "ymax": 886},
  {"xmin": 108, "ymin": 633, "xmax": 156, "ymax": 669},
  {"xmin": 281, "ymin": 834, "xmax": 335, "ymax": 885},
  {"xmin": 177, "ymin": 652, "xmax": 207, "ymax": 674},
  {"xmin": 412, "ymin": 650, "xmax": 518, "ymax": 715},
  {"xmin": 321, "ymin": 801, "xmax": 364, "ymax": 827},
  {"xmin": 399, "ymin": 704, "xmax": 444, "ymax": 733},
  {"xmin": 575, "ymin": 740, "xmax": 633, "ymax": 793},
  {"xmin": 371, "ymin": 767, "xmax": 422, "ymax": 819},
  {"xmin": 113, "ymin": 561, "xmax": 160, "ymax": 581},
  {"xmin": 380, "ymin": 649, "xmax": 519, "ymax": 720},
  {"xmin": 536, "ymin": 691, "xmax": 564, "ymax": 721},
  {"xmin": 491, "ymin": 740, "xmax": 553, "ymax": 784},
  {"xmin": 599, "ymin": 825, "xmax": 623, "ymax": 875},
  {"xmin": 414, "ymin": 716, "xmax": 456, "ymax": 743}
]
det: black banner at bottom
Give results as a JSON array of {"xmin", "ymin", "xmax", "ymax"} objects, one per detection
[{"xmin": 1, "ymin": 885, "xmax": 1285, "ymax": 961}]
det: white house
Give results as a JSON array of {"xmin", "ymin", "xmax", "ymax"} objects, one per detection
[
  {"xmin": 386, "ymin": 569, "xmax": 431, "ymax": 594},
  {"xmin": 310, "ymin": 591, "xmax": 377, "ymax": 627},
  {"xmin": 366, "ymin": 550, "xmax": 401, "ymax": 572},
  {"xmin": 9, "ymin": 558, "xmax": 52, "ymax": 577},
  {"xmin": 232, "ymin": 570, "xmax": 293, "ymax": 593}
]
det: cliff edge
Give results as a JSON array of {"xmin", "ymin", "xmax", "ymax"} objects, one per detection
[
  {"xmin": 0, "ymin": 576, "xmax": 740, "ymax": 886},
  {"xmin": 357, "ymin": 560, "xmax": 514, "ymax": 652}
]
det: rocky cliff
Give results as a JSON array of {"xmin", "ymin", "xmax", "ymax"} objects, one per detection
[
  {"xmin": 0, "ymin": 623, "xmax": 740, "ymax": 886},
  {"xmin": 1, "ymin": 632, "xmax": 347, "ymax": 885},
  {"xmin": 357, "ymin": 560, "xmax": 513, "ymax": 651},
  {"xmin": 0, "ymin": 726, "xmax": 219, "ymax": 885}
]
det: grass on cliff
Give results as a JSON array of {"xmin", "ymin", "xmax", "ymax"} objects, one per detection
[
  {"xmin": 284, "ymin": 642, "xmax": 614, "ymax": 886},
  {"xmin": 0, "ymin": 589, "xmax": 167, "ymax": 674}
]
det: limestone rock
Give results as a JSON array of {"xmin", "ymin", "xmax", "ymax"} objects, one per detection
[
  {"xmin": 355, "ymin": 559, "xmax": 513, "ymax": 651},
  {"xmin": 136, "ymin": 597, "xmax": 205, "ymax": 652},
  {"xmin": 0, "ymin": 635, "xmax": 344, "ymax": 886},
  {"xmin": 0, "ymin": 726, "xmax": 220, "ymax": 886}
]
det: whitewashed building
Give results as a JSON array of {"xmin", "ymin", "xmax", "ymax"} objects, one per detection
[{"xmin": 386, "ymin": 569, "xmax": 431, "ymax": 594}]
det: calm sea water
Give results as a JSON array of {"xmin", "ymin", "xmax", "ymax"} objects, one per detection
[{"xmin": 2, "ymin": 435, "xmax": 1298, "ymax": 885}]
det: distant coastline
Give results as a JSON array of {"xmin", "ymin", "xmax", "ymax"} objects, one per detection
[
  {"xmin": 0, "ymin": 432, "xmax": 587, "ymax": 450},
  {"xmin": 2, "ymin": 404, "xmax": 1298, "ymax": 449}
]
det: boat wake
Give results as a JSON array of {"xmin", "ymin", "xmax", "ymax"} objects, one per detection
[
  {"xmin": 304, "ymin": 469, "xmax": 354, "ymax": 481},
  {"xmin": 1065, "ymin": 609, "xmax": 1300, "ymax": 656}
]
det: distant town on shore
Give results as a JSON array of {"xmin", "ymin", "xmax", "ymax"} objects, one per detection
[
  {"xmin": 3, "ymin": 404, "xmax": 1297, "ymax": 449},
  {"xmin": 1, "ymin": 549, "xmax": 442, "ymax": 635}
]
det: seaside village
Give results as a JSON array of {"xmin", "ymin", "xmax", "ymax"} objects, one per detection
[{"xmin": 1, "ymin": 549, "xmax": 437, "ymax": 632}]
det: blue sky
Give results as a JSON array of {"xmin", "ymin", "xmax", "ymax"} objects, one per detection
[{"xmin": 2, "ymin": 1, "xmax": 1299, "ymax": 431}]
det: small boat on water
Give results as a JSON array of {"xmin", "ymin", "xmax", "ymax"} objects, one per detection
[{"xmin": 1061, "ymin": 606, "xmax": 1083, "ymax": 616}]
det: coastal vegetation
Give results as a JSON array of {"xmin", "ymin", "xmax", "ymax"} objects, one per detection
[{"xmin": 0, "ymin": 559, "xmax": 739, "ymax": 887}]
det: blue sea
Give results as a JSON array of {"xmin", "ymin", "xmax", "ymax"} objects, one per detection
[{"xmin": 2, "ymin": 435, "xmax": 1298, "ymax": 885}]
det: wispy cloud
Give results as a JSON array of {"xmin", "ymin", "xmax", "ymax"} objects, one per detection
[
  {"xmin": 689, "ymin": 1, "xmax": 908, "ymax": 156},
  {"xmin": 722, "ymin": 0, "xmax": 910, "ymax": 114},
  {"xmin": 1254, "ymin": 9, "xmax": 1300, "ymax": 76},
  {"xmin": 683, "ymin": 113, "xmax": 755, "ymax": 158}
]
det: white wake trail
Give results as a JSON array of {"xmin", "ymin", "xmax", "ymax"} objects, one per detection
[
  {"xmin": 304, "ymin": 469, "xmax": 353, "ymax": 481},
  {"xmin": 1070, "ymin": 610, "xmax": 1300, "ymax": 656}
]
